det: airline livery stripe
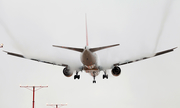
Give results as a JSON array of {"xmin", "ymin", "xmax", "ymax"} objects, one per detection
[{"xmin": 85, "ymin": 14, "xmax": 88, "ymax": 46}]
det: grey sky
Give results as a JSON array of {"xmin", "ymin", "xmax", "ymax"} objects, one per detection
[{"xmin": 0, "ymin": 0, "xmax": 180, "ymax": 108}]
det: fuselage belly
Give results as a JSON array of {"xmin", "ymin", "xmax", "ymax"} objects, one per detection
[{"xmin": 80, "ymin": 47, "xmax": 99, "ymax": 76}]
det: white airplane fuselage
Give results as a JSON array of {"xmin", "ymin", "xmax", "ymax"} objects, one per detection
[{"xmin": 80, "ymin": 46, "xmax": 99, "ymax": 77}]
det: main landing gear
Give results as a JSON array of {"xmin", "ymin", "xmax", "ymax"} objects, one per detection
[
  {"xmin": 74, "ymin": 71, "xmax": 80, "ymax": 79},
  {"xmin": 103, "ymin": 71, "xmax": 108, "ymax": 79}
]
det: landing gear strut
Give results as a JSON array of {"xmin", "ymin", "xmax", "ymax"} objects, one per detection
[
  {"xmin": 74, "ymin": 71, "xmax": 80, "ymax": 79},
  {"xmin": 103, "ymin": 71, "xmax": 108, "ymax": 79},
  {"xmin": 93, "ymin": 71, "xmax": 96, "ymax": 83}
]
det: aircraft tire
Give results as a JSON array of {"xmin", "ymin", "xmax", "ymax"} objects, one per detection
[
  {"xmin": 77, "ymin": 75, "xmax": 80, "ymax": 79},
  {"xmin": 103, "ymin": 75, "xmax": 108, "ymax": 79}
]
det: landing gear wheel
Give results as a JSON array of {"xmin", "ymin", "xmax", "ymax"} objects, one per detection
[
  {"xmin": 103, "ymin": 75, "xmax": 108, "ymax": 79},
  {"xmin": 93, "ymin": 80, "xmax": 96, "ymax": 83},
  {"xmin": 74, "ymin": 71, "xmax": 80, "ymax": 80},
  {"xmin": 103, "ymin": 75, "xmax": 105, "ymax": 79},
  {"xmin": 77, "ymin": 75, "xmax": 80, "ymax": 79},
  {"xmin": 103, "ymin": 71, "xmax": 108, "ymax": 79},
  {"xmin": 74, "ymin": 75, "xmax": 76, "ymax": 79}
]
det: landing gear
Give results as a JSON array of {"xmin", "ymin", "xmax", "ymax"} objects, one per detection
[
  {"xmin": 103, "ymin": 71, "xmax": 108, "ymax": 79},
  {"xmin": 74, "ymin": 75, "xmax": 80, "ymax": 79},
  {"xmin": 74, "ymin": 71, "xmax": 80, "ymax": 79},
  {"xmin": 103, "ymin": 74, "xmax": 108, "ymax": 79},
  {"xmin": 93, "ymin": 71, "xmax": 96, "ymax": 83}
]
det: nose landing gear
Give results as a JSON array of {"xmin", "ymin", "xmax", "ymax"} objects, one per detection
[{"xmin": 93, "ymin": 71, "xmax": 96, "ymax": 83}]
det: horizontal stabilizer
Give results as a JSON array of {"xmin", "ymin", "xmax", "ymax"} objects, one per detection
[
  {"xmin": 53, "ymin": 45, "xmax": 84, "ymax": 52},
  {"xmin": 89, "ymin": 44, "xmax": 119, "ymax": 52}
]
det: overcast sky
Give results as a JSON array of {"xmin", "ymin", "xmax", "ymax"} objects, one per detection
[{"xmin": 0, "ymin": 0, "xmax": 180, "ymax": 108}]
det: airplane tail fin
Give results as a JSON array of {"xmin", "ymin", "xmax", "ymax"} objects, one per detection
[
  {"xmin": 89, "ymin": 44, "xmax": 119, "ymax": 52},
  {"xmin": 84, "ymin": 14, "xmax": 119, "ymax": 52},
  {"xmin": 53, "ymin": 15, "xmax": 119, "ymax": 53},
  {"xmin": 85, "ymin": 14, "xmax": 89, "ymax": 46}
]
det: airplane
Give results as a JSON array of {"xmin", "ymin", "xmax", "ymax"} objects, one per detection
[{"xmin": 3, "ymin": 15, "xmax": 177, "ymax": 83}]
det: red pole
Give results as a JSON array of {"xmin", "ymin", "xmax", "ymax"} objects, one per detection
[
  {"xmin": 33, "ymin": 86, "xmax": 35, "ymax": 108},
  {"xmin": 20, "ymin": 85, "xmax": 48, "ymax": 108},
  {"xmin": 56, "ymin": 105, "xmax": 58, "ymax": 108}
]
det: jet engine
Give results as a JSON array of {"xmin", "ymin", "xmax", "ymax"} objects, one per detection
[
  {"xmin": 63, "ymin": 68, "xmax": 73, "ymax": 77},
  {"xmin": 111, "ymin": 66, "xmax": 121, "ymax": 76}
]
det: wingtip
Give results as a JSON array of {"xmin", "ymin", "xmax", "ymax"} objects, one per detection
[
  {"xmin": 171, "ymin": 47, "xmax": 178, "ymax": 51},
  {"xmin": 154, "ymin": 47, "xmax": 178, "ymax": 56},
  {"xmin": 113, "ymin": 44, "xmax": 120, "ymax": 47},
  {"xmin": 53, "ymin": 45, "xmax": 64, "ymax": 48},
  {"xmin": 173, "ymin": 47, "xmax": 178, "ymax": 50},
  {"xmin": 52, "ymin": 45, "xmax": 60, "ymax": 47},
  {"xmin": 3, "ymin": 50, "xmax": 8, "ymax": 53}
]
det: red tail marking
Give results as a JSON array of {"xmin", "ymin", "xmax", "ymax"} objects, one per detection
[{"xmin": 85, "ymin": 14, "xmax": 88, "ymax": 46}]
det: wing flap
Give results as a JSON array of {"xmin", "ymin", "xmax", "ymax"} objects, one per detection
[
  {"xmin": 154, "ymin": 47, "xmax": 177, "ymax": 56},
  {"xmin": 3, "ymin": 51, "xmax": 25, "ymax": 58},
  {"xmin": 3, "ymin": 50, "xmax": 63, "ymax": 66},
  {"xmin": 115, "ymin": 47, "xmax": 177, "ymax": 66}
]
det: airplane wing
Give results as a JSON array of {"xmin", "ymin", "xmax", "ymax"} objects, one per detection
[
  {"xmin": 3, "ymin": 50, "xmax": 67, "ymax": 67},
  {"xmin": 114, "ymin": 47, "xmax": 177, "ymax": 66}
]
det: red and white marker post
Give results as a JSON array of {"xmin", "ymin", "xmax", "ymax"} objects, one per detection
[{"xmin": 20, "ymin": 85, "xmax": 48, "ymax": 108}]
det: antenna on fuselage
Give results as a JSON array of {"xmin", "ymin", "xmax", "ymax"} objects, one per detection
[{"xmin": 85, "ymin": 13, "xmax": 89, "ymax": 46}]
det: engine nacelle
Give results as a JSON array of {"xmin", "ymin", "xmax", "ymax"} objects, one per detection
[
  {"xmin": 63, "ymin": 68, "xmax": 73, "ymax": 77},
  {"xmin": 111, "ymin": 66, "xmax": 121, "ymax": 76}
]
